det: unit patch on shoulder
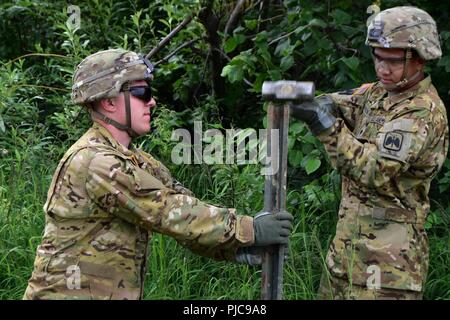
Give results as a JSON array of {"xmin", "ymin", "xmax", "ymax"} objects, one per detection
[
  {"xmin": 377, "ymin": 118, "xmax": 416, "ymax": 163},
  {"xmin": 383, "ymin": 132, "xmax": 403, "ymax": 151}
]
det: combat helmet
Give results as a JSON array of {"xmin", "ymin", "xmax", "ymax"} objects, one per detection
[
  {"xmin": 366, "ymin": 6, "xmax": 441, "ymax": 88},
  {"xmin": 72, "ymin": 49, "xmax": 154, "ymax": 137}
]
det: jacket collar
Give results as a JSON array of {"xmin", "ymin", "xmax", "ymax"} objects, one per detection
[
  {"xmin": 380, "ymin": 75, "xmax": 432, "ymax": 111},
  {"xmin": 90, "ymin": 121, "xmax": 137, "ymax": 157}
]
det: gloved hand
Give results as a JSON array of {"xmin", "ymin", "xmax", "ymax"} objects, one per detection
[
  {"xmin": 253, "ymin": 211, "xmax": 293, "ymax": 246},
  {"xmin": 290, "ymin": 95, "xmax": 336, "ymax": 135},
  {"xmin": 235, "ymin": 245, "xmax": 290, "ymax": 266},
  {"xmin": 235, "ymin": 246, "xmax": 262, "ymax": 266}
]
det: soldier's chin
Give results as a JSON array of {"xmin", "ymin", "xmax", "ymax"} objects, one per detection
[
  {"xmin": 380, "ymin": 81, "xmax": 398, "ymax": 92},
  {"xmin": 135, "ymin": 126, "xmax": 151, "ymax": 137}
]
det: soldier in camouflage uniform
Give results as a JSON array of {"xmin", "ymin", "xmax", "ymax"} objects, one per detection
[
  {"xmin": 23, "ymin": 49, "xmax": 293, "ymax": 299},
  {"xmin": 290, "ymin": 6, "xmax": 448, "ymax": 299}
]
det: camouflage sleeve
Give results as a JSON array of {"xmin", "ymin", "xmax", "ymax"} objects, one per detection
[
  {"xmin": 136, "ymin": 149, "xmax": 194, "ymax": 196},
  {"xmin": 154, "ymin": 162, "xmax": 194, "ymax": 196},
  {"xmin": 317, "ymin": 107, "xmax": 445, "ymax": 190},
  {"xmin": 85, "ymin": 153, "xmax": 254, "ymax": 261},
  {"xmin": 326, "ymin": 84, "xmax": 373, "ymax": 131}
]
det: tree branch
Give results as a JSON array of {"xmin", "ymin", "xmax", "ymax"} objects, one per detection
[
  {"xmin": 259, "ymin": 13, "xmax": 284, "ymax": 24},
  {"xmin": 198, "ymin": 4, "xmax": 225, "ymax": 97},
  {"xmin": 257, "ymin": 0, "xmax": 270, "ymax": 32},
  {"xmin": 5, "ymin": 53, "xmax": 70, "ymax": 66},
  {"xmin": 154, "ymin": 37, "xmax": 204, "ymax": 66},
  {"xmin": 190, "ymin": 46, "xmax": 208, "ymax": 59},
  {"xmin": 268, "ymin": 28, "xmax": 298, "ymax": 46},
  {"xmin": 245, "ymin": 0, "xmax": 263, "ymax": 14},
  {"xmin": 336, "ymin": 43, "xmax": 358, "ymax": 55},
  {"xmin": 193, "ymin": 50, "xmax": 211, "ymax": 102},
  {"xmin": 224, "ymin": 0, "xmax": 247, "ymax": 36},
  {"xmin": 146, "ymin": 13, "xmax": 194, "ymax": 59}
]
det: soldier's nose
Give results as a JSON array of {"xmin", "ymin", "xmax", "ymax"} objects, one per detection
[{"xmin": 147, "ymin": 98, "xmax": 156, "ymax": 108}]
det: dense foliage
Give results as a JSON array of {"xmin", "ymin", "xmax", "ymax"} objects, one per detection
[{"xmin": 0, "ymin": 0, "xmax": 449, "ymax": 299}]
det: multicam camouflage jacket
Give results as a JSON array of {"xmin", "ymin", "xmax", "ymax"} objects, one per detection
[
  {"xmin": 318, "ymin": 76, "xmax": 448, "ymax": 292},
  {"xmin": 24, "ymin": 122, "xmax": 254, "ymax": 300}
]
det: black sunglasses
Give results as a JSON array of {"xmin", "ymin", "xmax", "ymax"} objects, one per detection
[{"xmin": 127, "ymin": 86, "xmax": 152, "ymax": 103}]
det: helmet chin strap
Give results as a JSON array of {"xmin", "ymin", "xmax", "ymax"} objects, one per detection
[
  {"xmin": 90, "ymin": 82, "xmax": 139, "ymax": 138},
  {"xmin": 122, "ymin": 83, "xmax": 139, "ymax": 138},
  {"xmin": 384, "ymin": 48, "xmax": 423, "ymax": 92}
]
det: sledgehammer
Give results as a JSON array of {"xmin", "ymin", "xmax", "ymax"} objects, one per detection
[{"xmin": 261, "ymin": 81, "xmax": 315, "ymax": 300}]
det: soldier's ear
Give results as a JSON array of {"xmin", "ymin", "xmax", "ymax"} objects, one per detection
[
  {"xmin": 418, "ymin": 59, "xmax": 425, "ymax": 71},
  {"xmin": 98, "ymin": 98, "xmax": 116, "ymax": 113},
  {"xmin": 413, "ymin": 54, "xmax": 425, "ymax": 71}
]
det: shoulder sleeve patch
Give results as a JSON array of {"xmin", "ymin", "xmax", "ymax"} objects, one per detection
[
  {"xmin": 383, "ymin": 132, "xmax": 403, "ymax": 151},
  {"xmin": 377, "ymin": 119, "xmax": 418, "ymax": 163}
]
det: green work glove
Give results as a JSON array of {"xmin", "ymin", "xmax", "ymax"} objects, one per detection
[
  {"xmin": 290, "ymin": 95, "xmax": 336, "ymax": 135},
  {"xmin": 253, "ymin": 211, "xmax": 293, "ymax": 246},
  {"xmin": 235, "ymin": 245, "xmax": 290, "ymax": 266},
  {"xmin": 235, "ymin": 246, "xmax": 263, "ymax": 266}
]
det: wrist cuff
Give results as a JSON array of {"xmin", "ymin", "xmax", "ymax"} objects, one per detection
[{"xmin": 235, "ymin": 215, "xmax": 255, "ymax": 246}]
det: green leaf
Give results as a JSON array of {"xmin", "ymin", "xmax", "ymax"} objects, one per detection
[
  {"xmin": 317, "ymin": 38, "xmax": 333, "ymax": 50},
  {"xmin": 289, "ymin": 149, "xmax": 303, "ymax": 167},
  {"xmin": 301, "ymin": 32, "xmax": 312, "ymax": 42},
  {"xmin": 257, "ymin": 46, "xmax": 271, "ymax": 63},
  {"xmin": 132, "ymin": 10, "xmax": 142, "ymax": 27},
  {"xmin": 304, "ymin": 157, "xmax": 321, "ymax": 175},
  {"xmin": 301, "ymin": 142, "xmax": 314, "ymax": 155},
  {"xmin": 294, "ymin": 25, "xmax": 308, "ymax": 35},
  {"xmin": 252, "ymin": 73, "xmax": 266, "ymax": 93},
  {"xmin": 303, "ymin": 39, "xmax": 317, "ymax": 56},
  {"xmin": 245, "ymin": 19, "xmax": 258, "ymax": 31},
  {"xmin": 287, "ymin": 135, "xmax": 295, "ymax": 150},
  {"xmin": 275, "ymin": 39, "xmax": 291, "ymax": 57},
  {"xmin": 224, "ymin": 37, "xmax": 238, "ymax": 53},
  {"xmin": 334, "ymin": 71, "xmax": 347, "ymax": 86},
  {"xmin": 254, "ymin": 31, "xmax": 269, "ymax": 43},
  {"xmin": 440, "ymin": 31, "xmax": 450, "ymax": 41},
  {"xmin": 263, "ymin": 116, "xmax": 268, "ymax": 129},
  {"xmin": 437, "ymin": 56, "xmax": 450, "ymax": 72},
  {"xmin": 0, "ymin": 114, "xmax": 5, "ymax": 133},
  {"xmin": 290, "ymin": 122, "xmax": 303, "ymax": 135},
  {"xmin": 224, "ymin": 34, "xmax": 246, "ymax": 53},
  {"xmin": 341, "ymin": 25, "xmax": 360, "ymax": 37},
  {"xmin": 309, "ymin": 18, "xmax": 327, "ymax": 28},
  {"xmin": 221, "ymin": 65, "xmax": 243, "ymax": 83},
  {"xmin": 331, "ymin": 9, "xmax": 352, "ymax": 25},
  {"xmin": 342, "ymin": 57, "xmax": 359, "ymax": 71},
  {"xmin": 233, "ymin": 34, "xmax": 247, "ymax": 44},
  {"xmin": 233, "ymin": 26, "xmax": 245, "ymax": 34},
  {"xmin": 267, "ymin": 69, "xmax": 282, "ymax": 81},
  {"xmin": 280, "ymin": 55, "xmax": 294, "ymax": 71},
  {"xmin": 234, "ymin": 49, "xmax": 256, "ymax": 67},
  {"xmin": 302, "ymin": 133, "xmax": 318, "ymax": 144}
]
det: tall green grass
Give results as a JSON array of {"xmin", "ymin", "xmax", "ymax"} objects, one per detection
[{"xmin": 0, "ymin": 126, "xmax": 54, "ymax": 299}]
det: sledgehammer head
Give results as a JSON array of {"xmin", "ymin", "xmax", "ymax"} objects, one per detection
[{"xmin": 262, "ymin": 81, "xmax": 315, "ymax": 102}]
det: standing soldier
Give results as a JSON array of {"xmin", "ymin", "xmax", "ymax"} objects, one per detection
[
  {"xmin": 23, "ymin": 49, "xmax": 293, "ymax": 300},
  {"xmin": 290, "ymin": 6, "xmax": 448, "ymax": 299}
]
